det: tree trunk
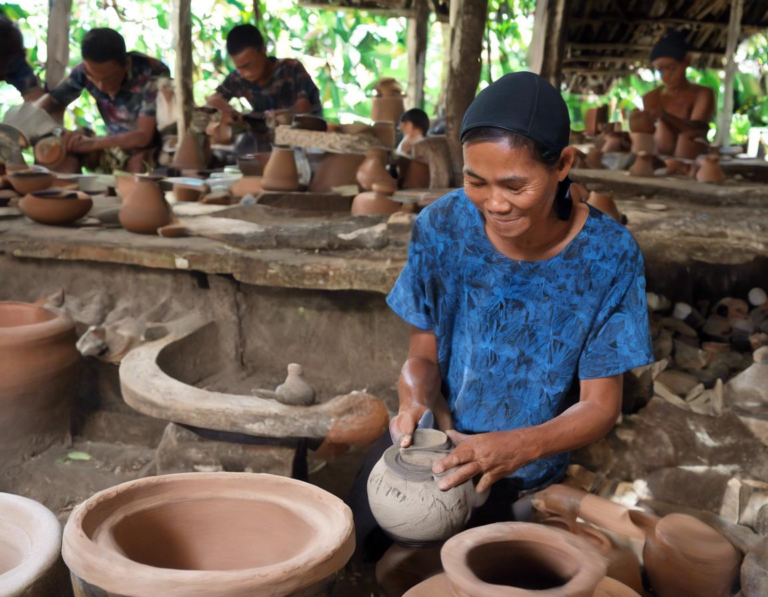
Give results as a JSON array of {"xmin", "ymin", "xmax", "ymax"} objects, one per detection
[
  {"xmin": 436, "ymin": 21, "xmax": 451, "ymax": 117},
  {"xmin": 173, "ymin": 0, "xmax": 195, "ymax": 138},
  {"xmin": 716, "ymin": 0, "xmax": 745, "ymax": 147},
  {"xmin": 406, "ymin": 0, "xmax": 430, "ymax": 111},
  {"xmin": 46, "ymin": 0, "xmax": 73, "ymax": 89},
  {"xmin": 538, "ymin": 0, "xmax": 569, "ymax": 88}
]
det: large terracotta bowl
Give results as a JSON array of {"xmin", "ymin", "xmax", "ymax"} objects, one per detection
[
  {"xmin": 7, "ymin": 171, "xmax": 56, "ymax": 194},
  {"xmin": 20, "ymin": 190, "xmax": 93, "ymax": 226},
  {"xmin": 62, "ymin": 473, "xmax": 355, "ymax": 597}
]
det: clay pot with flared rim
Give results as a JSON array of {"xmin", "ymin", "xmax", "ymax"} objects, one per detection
[
  {"xmin": 19, "ymin": 190, "xmax": 93, "ymax": 225},
  {"xmin": 629, "ymin": 133, "xmax": 655, "ymax": 155},
  {"xmin": 441, "ymin": 522, "xmax": 607, "ymax": 597},
  {"xmin": 367, "ymin": 428, "xmax": 486, "ymax": 547},
  {"xmin": 34, "ymin": 136, "xmax": 67, "ymax": 169},
  {"xmin": 61, "ymin": 473, "xmax": 355, "ymax": 597},
  {"xmin": 356, "ymin": 148, "xmax": 396, "ymax": 192},
  {"xmin": 309, "ymin": 153, "xmax": 365, "ymax": 192},
  {"xmin": 372, "ymin": 96, "xmax": 405, "ymax": 124},
  {"xmin": 230, "ymin": 176, "xmax": 264, "ymax": 197},
  {"xmin": 0, "ymin": 302, "xmax": 79, "ymax": 467},
  {"xmin": 7, "ymin": 170, "xmax": 55, "ymax": 194},
  {"xmin": 0, "ymin": 492, "xmax": 71, "ymax": 597},
  {"xmin": 373, "ymin": 121, "xmax": 397, "ymax": 148},
  {"xmin": 587, "ymin": 192, "xmax": 622, "ymax": 223},
  {"xmin": 173, "ymin": 132, "xmax": 207, "ymax": 170},
  {"xmin": 262, "ymin": 146, "xmax": 300, "ymax": 192},
  {"xmin": 696, "ymin": 154, "xmax": 726, "ymax": 184},
  {"xmin": 275, "ymin": 363, "xmax": 316, "ymax": 406},
  {"xmin": 119, "ymin": 176, "xmax": 173, "ymax": 234},
  {"xmin": 628, "ymin": 110, "xmax": 655, "ymax": 134},
  {"xmin": 351, "ymin": 184, "xmax": 406, "ymax": 216},
  {"xmin": 629, "ymin": 153, "xmax": 655, "ymax": 177},
  {"xmin": 400, "ymin": 158, "xmax": 431, "ymax": 190},
  {"xmin": 173, "ymin": 184, "xmax": 204, "ymax": 202}
]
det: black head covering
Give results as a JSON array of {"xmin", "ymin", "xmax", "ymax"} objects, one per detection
[
  {"xmin": 651, "ymin": 30, "xmax": 689, "ymax": 62},
  {"xmin": 460, "ymin": 71, "xmax": 571, "ymax": 160}
]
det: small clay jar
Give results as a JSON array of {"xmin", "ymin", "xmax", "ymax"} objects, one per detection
[
  {"xmin": 356, "ymin": 148, "xmax": 396, "ymax": 192},
  {"xmin": 628, "ymin": 110, "xmax": 655, "ymax": 134},
  {"xmin": 696, "ymin": 153, "xmax": 726, "ymax": 184},
  {"xmin": 587, "ymin": 191, "xmax": 622, "ymax": 223},
  {"xmin": 351, "ymin": 183, "xmax": 405, "ymax": 216},
  {"xmin": 262, "ymin": 146, "xmax": 300, "ymax": 192},
  {"xmin": 367, "ymin": 429, "xmax": 485, "ymax": 546},
  {"xmin": 119, "ymin": 176, "xmax": 173, "ymax": 234},
  {"xmin": 629, "ymin": 153, "xmax": 655, "ymax": 177},
  {"xmin": 371, "ymin": 96, "xmax": 405, "ymax": 124},
  {"xmin": 275, "ymin": 363, "xmax": 316, "ymax": 406},
  {"xmin": 629, "ymin": 133, "xmax": 655, "ymax": 155},
  {"xmin": 173, "ymin": 132, "xmax": 207, "ymax": 171}
]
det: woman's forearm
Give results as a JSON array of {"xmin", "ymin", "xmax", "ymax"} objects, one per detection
[{"xmin": 398, "ymin": 356, "xmax": 442, "ymax": 410}]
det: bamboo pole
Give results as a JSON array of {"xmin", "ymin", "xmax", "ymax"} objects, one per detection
[
  {"xmin": 406, "ymin": 0, "xmax": 430, "ymax": 110},
  {"xmin": 716, "ymin": 0, "xmax": 744, "ymax": 147},
  {"xmin": 172, "ymin": 0, "xmax": 195, "ymax": 138}
]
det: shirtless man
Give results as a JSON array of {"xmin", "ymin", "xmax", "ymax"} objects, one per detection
[{"xmin": 642, "ymin": 30, "xmax": 715, "ymax": 159}]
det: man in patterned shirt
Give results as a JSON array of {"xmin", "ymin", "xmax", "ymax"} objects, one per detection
[
  {"xmin": 39, "ymin": 28, "xmax": 170, "ymax": 173},
  {"xmin": 206, "ymin": 24, "xmax": 322, "ymax": 121},
  {"xmin": 0, "ymin": 14, "xmax": 43, "ymax": 101}
]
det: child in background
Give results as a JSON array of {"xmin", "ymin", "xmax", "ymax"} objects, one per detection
[{"xmin": 396, "ymin": 108, "xmax": 430, "ymax": 158}]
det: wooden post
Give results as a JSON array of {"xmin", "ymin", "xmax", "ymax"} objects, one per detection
[
  {"xmin": 443, "ymin": 0, "xmax": 488, "ymax": 184},
  {"xmin": 436, "ymin": 21, "xmax": 451, "ymax": 116},
  {"xmin": 406, "ymin": 0, "xmax": 430, "ymax": 110},
  {"xmin": 716, "ymin": 0, "xmax": 745, "ymax": 147},
  {"xmin": 172, "ymin": 0, "xmax": 195, "ymax": 138},
  {"xmin": 46, "ymin": 0, "xmax": 73, "ymax": 89},
  {"xmin": 538, "ymin": 0, "xmax": 569, "ymax": 88}
]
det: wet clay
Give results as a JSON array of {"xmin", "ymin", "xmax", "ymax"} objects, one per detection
[
  {"xmin": 119, "ymin": 176, "xmax": 173, "ymax": 234},
  {"xmin": 20, "ymin": 190, "xmax": 93, "ymax": 225},
  {"xmin": 262, "ymin": 147, "xmax": 300, "ymax": 192}
]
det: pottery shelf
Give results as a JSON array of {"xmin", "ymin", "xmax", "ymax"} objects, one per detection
[{"xmin": 274, "ymin": 126, "xmax": 386, "ymax": 155}]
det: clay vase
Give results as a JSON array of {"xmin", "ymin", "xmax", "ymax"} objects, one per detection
[
  {"xmin": 587, "ymin": 191, "xmax": 622, "ymax": 223},
  {"xmin": 441, "ymin": 522, "xmax": 607, "ymax": 597},
  {"xmin": 351, "ymin": 183, "xmax": 406, "ymax": 216},
  {"xmin": 585, "ymin": 106, "xmax": 609, "ymax": 137},
  {"xmin": 173, "ymin": 184, "xmax": 204, "ymax": 203},
  {"xmin": 368, "ymin": 429, "xmax": 486, "ymax": 546},
  {"xmin": 309, "ymin": 153, "xmax": 365, "ymax": 192},
  {"xmin": 629, "ymin": 153, "xmax": 655, "ymax": 177},
  {"xmin": 119, "ymin": 176, "xmax": 173, "ymax": 235},
  {"xmin": 34, "ymin": 136, "xmax": 67, "ymax": 170},
  {"xmin": 19, "ymin": 190, "xmax": 93, "ymax": 225},
  {"xmin": 262, "ymin": 146, "xmax": 300, "ymax": 192},
  {"xmin": 629, "ymin": 133, "xmax": 655, "ymax": 155},
  {"xmin": 696, "ymin": 153, "xmax": 726, "ymax": 184},
  {"xmin": 62, "ymin": 473, "xmax": 355, "ymax": 597},
  {"xmin": 275, "ymin": 363, "xmax": 316, "ymax": 406},
  {"xmin": 400, "ymin": 158, "xmax": 431, "ymax": 190},
  {"xmin": 628, "ymin": 110, "xmax": 655, "ymax": 134},
  {"xmin": 173, "ymin": 132, "xmax": 207, "ymax": 171},
  {"xmin": 373, "ymin": 121, "xmax": 397, "ymax": 149},
  {"xmin": 356, "ymin": 148, "xmax": 396, "ymax": 193},
  {"xmin": 371, "ymin": 96, "xmax": 405, "ymax": 123},
  {"xmin": 0, "ymin": 492, "xmax": 71, "ymax": 597},
  {"xmin": 0, "ymin": 302, "xmax": 79, "ymax": 467},
  {"xmin": 114, "ymin": 173, "xmax": 137, "ymax": 201}
]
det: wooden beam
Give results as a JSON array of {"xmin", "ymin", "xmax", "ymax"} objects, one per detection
[
  {"xmin": 717, "ymin": 0, "xmax": 745, "ymax": 147},
  {"xmin": 540, "ymin": 0, "xmax": 569, "ymax": 87},
  {"xmin": 173, "ymin": 0, "xmax": 195, "ymax": 137},
  {"xmin": 562, "ymin": 68, "xmax": 634, "ymax": 76},
  {"xmin": 406, "ymin": 0, "xmax": 430, "ymax": 110},
  {"xmin": 46, "ymin": 0, "xmax": 72, "ymax": 89},
  {"xmin": 570, "ymin": 16, "xmax": 765, "ymax": 33},
  {"xmin": 298, "ymin": 1, "xmax": 415, "ymax": 16}
]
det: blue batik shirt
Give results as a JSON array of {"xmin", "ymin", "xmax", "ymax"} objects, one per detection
[{"xmin": 387, "ymin": 189, "xmax": 654, "ymax": 490}]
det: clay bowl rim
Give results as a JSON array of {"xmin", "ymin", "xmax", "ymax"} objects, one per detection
[
  {"xmin": 7, "ymin": 170, "xmax": 56, "ymax": 193},
  {"xmin": 61, "ymin": 472, "xmax": 355, "ymax": 596},
  {"xmin": 19, "ymin": 190, "xmax": 93, "ymax": 226},
  {"xmin": 0, "ymin": 301, "xmax": 75, "ymax": 342},
  {"xmin": 441, "ymin": 522, "xmax": 607, "ymax": 597},
  {"xmin": 0, "ymin": 492, "xmax": 62, "ymax": 594}
]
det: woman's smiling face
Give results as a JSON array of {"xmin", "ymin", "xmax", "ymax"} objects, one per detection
[{"xmin": 463, "ymin": 140, "xmax": 568, "ymax": 240}]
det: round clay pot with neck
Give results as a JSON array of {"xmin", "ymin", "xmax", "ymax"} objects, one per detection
[
  {"xmin": 173, "ymin": 132, "xmax": 207, "ymax": 171},
  {"xmin": 20, "ymin": 189, "xmax": 93, "ymax": 226},
  {"xmin": 62, "ymin": 473, "xmax": 355, "ymax": 597},
  {"xmin": 441, "ymin": 522, "xmax": 607, "ymax": 597},
  {"xmin": 629, "ymin": 153, "xmax": 655, "ymax": 177},
  {"xmin": 0, "ymin": 302, "xmax": 79, "ymax": 468},
  {"xmin": 119, "ymin": 176, "xmax": 173, "ymax": 234},
  {"xmin": 367, "ymin": 429, "xmax": 486, "ymax": 547},
  {"xmin": 0, "ymin": 492, "xmax": 71, "ymax": 597},
  {"xmin": 114, "ymin": 173, "xmax": 137, "ymax": 201},
  {"xmin": 356, "ymin": 148, "xmax": 396, "ymax": 192},
  {"xmin": 262, "ymin": 146, "xmax": 300, "ymax": 192},
  {"xmin": 696, "ymin": 153, "xmax": 726, "ymax": 184}
]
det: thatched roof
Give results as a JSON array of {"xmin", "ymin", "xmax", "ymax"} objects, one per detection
[{"xmin": 561, "ymin": 0, "xmax": 768, "ymax": 93}]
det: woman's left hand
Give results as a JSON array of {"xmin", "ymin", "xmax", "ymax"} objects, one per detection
[{"xmin": 432, "ymin": 429, "xmax": 534, "ymax": 493}]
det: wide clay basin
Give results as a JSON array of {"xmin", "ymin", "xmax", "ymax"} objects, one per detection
[
  {"xmin": 62, "ymin": 473, "xmax": 355, "ymax": 597},
  {"xmin": 0, "ymin": 492, "xmax": 67, "ymax": 597}
]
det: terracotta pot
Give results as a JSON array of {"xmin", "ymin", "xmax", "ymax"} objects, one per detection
[
  {"xmin": 238, "ymin": 152, "xmax": 271, "ymax": 176},
  {"xmin": 587, "ymin": 192, "xmax": 622, "ymax": 223},
  {"xmin": 262, "ymin": 146, "xmax": 300, "ymax": 192},
  {"xmin": 628, "ymin": 110, "xmax": 655, "ymax": 134},
  {"xmin": 309, "ymin": 153, "xmax": 365, "ymax": 192},
  {"xmin": 441, "ymin": 522, "xmax": 607, "ymax": 597},
  {"xmin": 173, "ymin": 132, "xmax": 208, "ymax": 171},
  {"xmin": 62, "ymin": 473, "xmax": 354, "ymax": 597},
  {"xmin": 367, "ymin": 429, "xmax": 486, "ymax": 546},
  {"xmin": 629, "ymin": 133, "xmax": 655, "ymax": 155},
  {"xmin": 629, "ymin": 153, "xmax": 655, "ymax": 177},
  {"xmin": 371, "ymin": 96, "xmax": 405, "ymax": 123},
  {"xmin": 275, "ymin": 363, "xmax": 316, "ymax": 406},
  {"xmin": 119, "ymin": 176, "xmax": 173, "ymax": 234},
  {"xmin": 0, "ymin": 492, "xmax": 71, "ymax": 597},
  {"xmin": 230, "ymin": 176, "xmax": 264, "ymax": 197},
  {"xmin": 374, "ymin": 78, "xmax": 404, "ymax": 97},
  {"xmin": 0, "ymin": 302, "xmax": 79, "ymax": 466},
  {"xmin": 585, "ymin": 146, "xmax": 605, "ymax": 169},
  {"xmin": 34, "ymin": 136, "xmax": 67, "ymax": 169},
  {"xmin": 400, "ymin": 158, "xmax": 431, "ymax": 190},
  {"xmin": 173, "ymin": 184, "xmax": 204, "ymax": 202},
  {"xmin": 675, "ymin": 135, "xmax": 707, "ymax": 160},
  {"xmin": 373, "ymin": 121, "xmax": 397, "ymax": 148},
  {"xmin": 584, "ymin": 106, "xmax": 608, "ymax": 137},
  {"xmin": 356, "ymin": 148, "xmax": 396, "ymax": 192},
  {"xmin": 351, "ymin": 184, "xmax": 406, "ymax": 216},
  {"xmin": 664, "ymin": 159, "xmax": 689, "ymax": 176},
  {"xmin": 19, "ymin": 190, "xmax": 93, "ymax": 225},
  {"xmin": 114, "ymin": 174, "xmax": 137, "ymax": 201},
  {"xmin": 8, "ymin": 170, "xmax": 56, "ymax": 194},
  {"xmin": 696, "ymin": 154, "xmax": 726, "ymax": 184}
]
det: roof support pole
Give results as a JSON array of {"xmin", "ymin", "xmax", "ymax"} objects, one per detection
[
  {"xmin": 46, "ymin": 0, "xmax": 72, "ymax": 89},
  {"xmin": 716, "ymin": 0, "xmax": 744, "ymax": 147},
  {"xmin": 172, "ymin": 0, "xmax": 195, "ymax": 138},
  {"xmin": 538, "ymin": 0, "xmax": 569, "ymax": 88},
  {"xmin": 406, "ymin": 0, "xmax": 430, "ymax": 110}
]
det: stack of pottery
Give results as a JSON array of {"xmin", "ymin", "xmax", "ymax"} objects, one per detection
[
  {"xmin": 356, "ymin": 148, "xmax": 396, "ymax": 193},
  {"xmin": 262, "ymin": 146, "xmax": 300, "ymax": 192},
  {"xmin": 584, "ymin": 105, "xmax": 609, "ymax": 137},
  {"xmin": 19, "ymin": 189, "xmax": 93, "ymax": 225},
  {"xmin": 352, "ymin": 183, "xmax": 411, "ymax": 216},
  {"xmin": 0, "ymin": 302, "xmax": 79, "ymax": 467},
  {"xmin": 371, "ymin": 78, "xmax": 406, "ymax": 124},
  {"xmin": 119, "ymin": 176, "xmax": 173, "ymax": 234},
  {"xmin": 696, "ymin": 150, "xmax": 727, "ymax": 184},
  {"xmin": 62, "ymin": 473, "xmax": 355, "ymax": 596},
  {"xmin": 367, "ymin": 429, "xmax": 487, "ymax": 546},
  {"xmin": 629, "ymin": 151, "xmax": 655, "ymax": 177},
  {"xmin": 601, "ymin": 124, "xmax": 629, "ymax": 153},
  {"xmin": 628, "ymin": 110, "xmax": 657, "ymax": 177}
]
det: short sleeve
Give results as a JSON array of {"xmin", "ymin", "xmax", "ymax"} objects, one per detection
[
  {"xmin": 386, "ymin": 218, "xmax": 435, "ymax": 331},
  {"xmin": 215, "ymin": 71, "xmax": 239, "ymax": 101},
  {"xmin": 292, "ymin": 61, "xmax": 322, "ymax": 115},
  {"xmin": 578, "ymin": 246, "xmax": 654, "ymax": 379},
  {"xmin": 49, "ymin": 64, "xmax": 87, "ymax": 107}
]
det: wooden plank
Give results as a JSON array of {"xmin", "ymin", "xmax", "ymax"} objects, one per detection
[
  {"xmin": 299, "ymin": 1, "xmax": 415, "ymax": 16},
  {"xmin": 569, "ymin": 16, "xmax": 765, "ymax": 32},
  {"xmin": 46, "ymin": 0, "xmax": 72, "ymax": 89},
  {"xmin": 716, "ymin": 0, "xmax": 745, "ymax": 147},
  {"xmin": 274, "ymin": 126, "xmax": 385, "ymax": 154},
  {"xmin": 406, "ymin": 0, "xmax": 430, "ymax": 110},
  {"xmin": 172, "ymin": 0, "xmax": 195, "ymax": 137}
]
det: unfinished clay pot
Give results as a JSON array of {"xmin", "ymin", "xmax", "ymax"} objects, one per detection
[
  {"xmin": 0, "ymin": 492, "xmax": 70, "ymax": 597},
  {"xmin": 19, "ymin": 189, "xmax": 93, "ymax": 226},
  {"xmin": 173, "ymin": 132, "xmax": 207, "ymax": 171},
  {"xmin": 7, "ymin": 170, "xmax": 55, "ymax": 195},
  {"xmin": 0, "ymin": 302, "xmax": 79, "ymax": 466},
  {"xmin": 309, "ymin": 153, "xmax": 365, "ymax": 193},
  {"xmin": 584, "ymin": 106, "xmax": 608, "ymax": 137},
  {"xmin": 629, "ymin": 133, "xmax": 655, "ymax": 155},
  {"xmin": 367, "ymin": 429, "xmax": 485, "ymax": 546},
  {"xmin": 262, "ymin": 146, "xmax": 300, "ymax": 192},
  {"xmin": 34, "ymin": 136, "xmax": 67, "ymax": 169},
  {"xmin": 628, "ymin": 110, "xmax": 655, "ymax": 134},
  {"xmin": 629, "ymin": 153, "xmax": 655, "ymax": 177},
  {"xmin": 587, "ymin": 192, "xmax": 621, "ymax": 223},
  {"xmin": 356, "ymin": 148, "xmax": 396, "ymax": 192},
  {"xmin": 696, "ymin": 153, "xmax": 726, "ymax": 184},
  {"xmin": 114, "ymin": 173, "xmax": 137, "ymax": 201},
  {"xmin": 371, "ymin": 96, "xmax": 405, "ymax": 123},
  {"xmin": 275, "ymin": 363, "xmax": 315, "ymax": 406},
  {"xmin": 441, "ymin": 522, "xmax": 607, "ymax": 597},
  {"xmin": 119, "ymin": 176, "xmax": 173, "ymax": 234},
  {"xmin": 351, "ymin": 184, "xmax": 404, "ymax": 216},
  {"xmin": 62, "ymin": 473, "xmax": 355, "ymax": 597}
]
